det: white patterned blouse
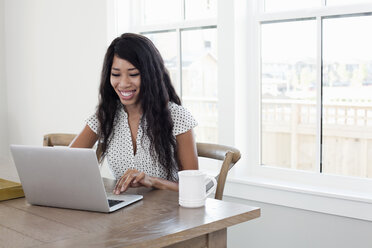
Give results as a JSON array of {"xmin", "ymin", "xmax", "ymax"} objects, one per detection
[{"xmin": 86, "ymin": 101, "xmax": 197, "ymax": 181}]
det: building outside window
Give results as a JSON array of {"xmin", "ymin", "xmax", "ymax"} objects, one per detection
[{"xmin": 259, "ymin": 0, "xmax": 372, "ymax": 179}]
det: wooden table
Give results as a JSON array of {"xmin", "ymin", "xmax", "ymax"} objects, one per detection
[{"xmin": 0, "ymin": 178, "xmax": 260, "ymax": 248}]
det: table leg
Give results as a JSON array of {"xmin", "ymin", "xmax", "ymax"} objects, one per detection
[
  {"xmin": 207, "ymin": 228, "xmax": 227, "ymax": 248},
  {"xmin": 164, "ymin": 228, "xmax": 227, "ymax": 248}
]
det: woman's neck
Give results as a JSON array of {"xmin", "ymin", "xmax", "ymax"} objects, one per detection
[{"xmin": 123, "ymin": 103, "xmax": 142, "ymax": 118}]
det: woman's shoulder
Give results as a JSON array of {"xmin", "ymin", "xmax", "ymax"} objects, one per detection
[
  {"xmin": 168, "ymin": 101, "xmax": 190, "ymax": 116},
  {"xmin": 168, "ymin": 101, "xmax": 190, "ymax": 110},
  {"xmin": 168, "ymin": 101, "xmax": 180, "ymax": 111},
  {"xmin": 168, "ymin": 101, "xmax": 197, "ymax": 136}
]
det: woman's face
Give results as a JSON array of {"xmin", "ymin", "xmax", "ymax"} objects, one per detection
[{"xmin": 110, "ymin": 55, "xmax": 141, "ymax": 110}]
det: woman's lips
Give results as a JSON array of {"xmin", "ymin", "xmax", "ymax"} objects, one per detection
[{"xmin": 119, "ymin": 90, "xmax": 136, "ymax": 100}]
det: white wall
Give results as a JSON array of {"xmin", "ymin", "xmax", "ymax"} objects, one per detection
[
  {"xmin": 4, "ymin": 0, "xmax": 107, "ymax": 150},
  {"xmin": 0, "ymin": 0, "xmax": 8, "ymax": 161},
  {"xmin": 225, "ymin": 196, "xmax": 372, "ymax": 248}
]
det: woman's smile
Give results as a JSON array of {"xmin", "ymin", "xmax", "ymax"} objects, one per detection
[{"xmin": 119, "ymin": 90, "xmax": 137, "ymax": 100}]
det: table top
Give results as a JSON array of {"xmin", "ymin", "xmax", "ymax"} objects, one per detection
[{"xmin": 0, "ymin": 178, "xmax": 260, "ymax": 248}]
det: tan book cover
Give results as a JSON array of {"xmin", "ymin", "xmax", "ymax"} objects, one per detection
[{"xmin": 0, "ymin": 178, "xmax": 25, "ymax": 201}]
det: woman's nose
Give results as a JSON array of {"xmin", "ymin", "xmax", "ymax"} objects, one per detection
[{"xmin": 118, "ymin": 76, "xmax": 131, "ymax": 87}]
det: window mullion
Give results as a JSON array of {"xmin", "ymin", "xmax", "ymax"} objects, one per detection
[
  {"xmin": 177, "ymin": 28, "xmax": 182, "ymax": 97},
  {"xmin": 258, "ymin": 0, "xmax": 265, "ymax": 13},
  {"xmin": 135, "ymin": 0, "xmax": 143, "ymax": 27},
  {"xmin": 181, "ymin": 0, "xmax": 185, "ymax": 20},
  {"xmin": 316, "ymin": 15, "xmax": 323, "ymax": 173},
  {"xmin": 258, "ymin": 19, "xmax": 262, "ymax": 168}
]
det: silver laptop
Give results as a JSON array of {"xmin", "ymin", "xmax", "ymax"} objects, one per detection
[{"xmin": 10, "ymin": 145, "xmax": 143, "ymax": 213}]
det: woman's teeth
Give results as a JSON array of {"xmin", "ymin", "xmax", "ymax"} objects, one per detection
[{"xmin": 120, "ymin": 91, "xmax": 134, "ymax": 97}]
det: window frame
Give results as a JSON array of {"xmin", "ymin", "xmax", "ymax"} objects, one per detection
[{"xmin": 237, "ymin": 0, "xmax": 372, "ymax": 218}]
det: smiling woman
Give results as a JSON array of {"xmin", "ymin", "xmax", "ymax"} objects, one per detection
[{"xmin": 70, "ymin": 33, "xmax": 199, "ymax": 194}]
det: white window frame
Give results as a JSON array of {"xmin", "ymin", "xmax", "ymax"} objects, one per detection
[
  {"xmin": 108, "ymin": 0, "xmax": 372, "ymax": 221},
  {"xmin": 228, "ymin": 0, "xmax": 372, "ymax": 221}
]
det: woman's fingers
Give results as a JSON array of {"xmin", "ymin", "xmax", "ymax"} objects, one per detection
[
  {"xmin": 114, "ymin": 176, "xmax": 124, "ymax": 194},
  {"xmin": 120, "ymin": 173, "xmax": 137, "ymax": 192},
  {"xmin": 114, "ymin": 176, "xmax": 130, "ymax": 194},
  {"xmin": 133, "ymin": 172, "xmax": 145, "ymax": 184},
  {"xmin": 113, "ymin": 170, "xmax": 152, "ymax": 194},
  {"xmin": 114, "ymin": 169, "xmax": 137, "ymax": 194}
]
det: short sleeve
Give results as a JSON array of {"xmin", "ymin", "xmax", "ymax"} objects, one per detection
[
  {"xmin": 169, "ymin": 102, "xmax": 198, "ymax": 136},
  {"xmin": 85, "ymin": 113, "xmax": 99, "ymax": 134}
]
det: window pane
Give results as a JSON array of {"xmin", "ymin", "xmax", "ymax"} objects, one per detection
[
  {"xmin": 261, "ymin": 20, "xmax": 317, "ymax": 171},
  {"xmin": 181, "ymin": 28, "xmax": 218, "ymax": 143},
  {"xmin": 265, "ymin": 0, "xmax": 320, "ymax": 12},
  {"xmin": 185, "ymin": 0, "xmax": 217, "ymax": 20},
  {"xmin": 326, "ymin": 0, "xmax": 372, "ymax": 6},
  {"xmin": 322, "ymin": 15, "xmax": 372, "ymax": 178},
  {"xmin": 143, "ymin": 32, "xmax": 179, "ymax": 94},
  {"xmin": 142, "ymin": 0, "xmax": 181, "ymax": 25}
]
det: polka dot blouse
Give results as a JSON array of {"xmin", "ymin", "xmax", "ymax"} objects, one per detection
[{"xmin": 86, "ymin": 101, "xmax": 197, "ymax": 181}]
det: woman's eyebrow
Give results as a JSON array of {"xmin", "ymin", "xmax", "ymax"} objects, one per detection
[{"xmin": 111, "ymin": 67, "xmax": 137, "ymax": 71}]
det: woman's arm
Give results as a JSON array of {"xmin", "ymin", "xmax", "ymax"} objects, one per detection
[
  {"xmin": 69, "ymin": 125, "xmax": 98, "ymax": 148},
  {"xmin": 175, "ymin": 129, "xmax": 199, "ymax": 171},
  {"xmin": 113, "ymin": 129, "xmax": 198, "ymax": 194}
]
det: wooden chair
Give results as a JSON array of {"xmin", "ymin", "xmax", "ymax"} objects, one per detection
[
  {"xmin": 43, "ymin": 133, "xmax": 76, "ymax": 147},
  {"xmin": 43, "ymin": 134, "xmax": 241, "ymax": 200},
  {"xmin": 43, "ymin": 133, "xmax": 103, "ymax": 161},
  {"xmin": 197, "ymin": 143, "xmax": 240, "ymax": 200}
]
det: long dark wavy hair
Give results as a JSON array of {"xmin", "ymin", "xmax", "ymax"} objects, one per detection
[{"xmin": 97, "ymin": 33, "xmax": 181, "ymax": 181}]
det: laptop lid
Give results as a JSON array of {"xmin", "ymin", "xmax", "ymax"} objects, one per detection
[{"xmin": 10, "ymin": 145, "xmax": 142, "ymax": 213}]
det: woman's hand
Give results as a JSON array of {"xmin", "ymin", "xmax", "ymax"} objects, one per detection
[{"xmin": 113, "ymin": 169, "xmax": 154, "ymax": 194}]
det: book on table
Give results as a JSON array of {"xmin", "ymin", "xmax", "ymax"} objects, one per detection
[{"xmin": 0, "ymin": 178, "xmax": 24, "ymax": 201}]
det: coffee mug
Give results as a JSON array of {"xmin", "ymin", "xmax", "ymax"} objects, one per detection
[{"xmin": 178, "ymin": 170, "xmax": 217, "ymax": 208}]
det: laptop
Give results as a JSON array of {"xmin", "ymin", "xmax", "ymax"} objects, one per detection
[{"xmin": 10, "ymin": 145, "xmax": 143, "ymax": 213}]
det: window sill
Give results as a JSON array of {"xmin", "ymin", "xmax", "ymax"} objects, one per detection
[{"xmin": 223, "ymin": 175, "xmax": 372, "ymax": 221}]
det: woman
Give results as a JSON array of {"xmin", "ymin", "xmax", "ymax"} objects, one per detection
[{"xmin": 70, "ymin": 33, "xmax": 198, "ymax": 194}]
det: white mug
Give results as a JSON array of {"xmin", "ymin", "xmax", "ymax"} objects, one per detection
[{"xmin": 178, "ymin": 170, "xmax": 217, "ymax": 208}]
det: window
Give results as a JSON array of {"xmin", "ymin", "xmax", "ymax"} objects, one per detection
[
  {"xmin": 256, "ymin": 1, "xmax": 372, "ymax": 180},
  {"xmin": 181, "ymin": 28, "xmax": 218, "ymax": 143},
  {"xmin": 261, "ymin": 19, "xmax": 317, "ymax": 171},
  {"xmin": 322, "ymin": 14, "xmax": 372, "ymax": 177},
  {"xmin": 116, "ymin": 0, "xmax": 218, "ymax": 144}
]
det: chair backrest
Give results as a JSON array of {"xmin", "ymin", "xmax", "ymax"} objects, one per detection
[
  {"xmin": 43, "ymin": 134, "xmax": 240, "ymax": 200},
  {"xmin": 197, "ymin": 143, "xmax": 241, "ymax": 200},
  {"xmin": 43, "ymin": 133, "xmax": 103, "ymax": 161},
  {"xmin": 43, "ymin": 133, "xmax": 76, "ymax": 147}
]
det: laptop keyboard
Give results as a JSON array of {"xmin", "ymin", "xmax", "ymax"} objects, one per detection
[{"xmin": 108, "ymin": 199, "xmax": 124, "ymax": 207}]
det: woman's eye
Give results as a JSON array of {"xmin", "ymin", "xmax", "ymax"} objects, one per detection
[
  {"xmin": 111, "ymin": 73, "xmax": 120, "ymax": 77},
  {"xmin": 130, "ymin": 73, "xmax": 140, "ymax": 77}
]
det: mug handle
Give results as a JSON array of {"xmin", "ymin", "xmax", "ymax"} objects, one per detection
[{"xmin": 205, "ymin": 176, "xmax": 217, "ymax": 198}]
